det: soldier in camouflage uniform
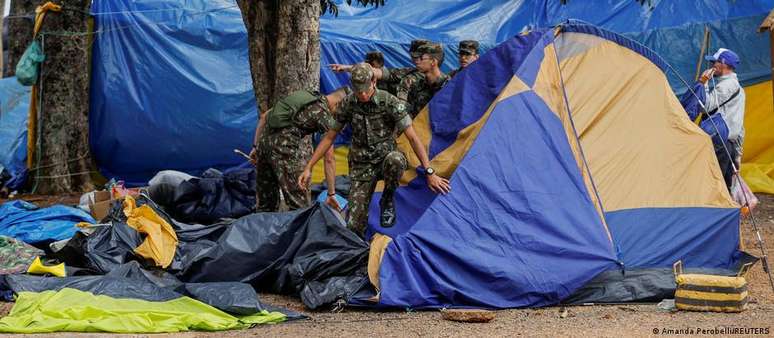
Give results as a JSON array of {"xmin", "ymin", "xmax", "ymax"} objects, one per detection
[
  {"xmin": 397, "ymin": 43, "xmax": 450, "ymax": 118},
  {"xmin": 298, "ymin": 63, "xmax": 451, "ymax": 237},
  {"xmin": 448, "ymin": 40, "xmax": 480, "ymax": 78},
  {"xmin": 250, "ymin": 88, "xmax": 349, "ymax": 212},
  {"xmin": 329, "ymin": 39, "xmax": 430, "ymax": 96}
]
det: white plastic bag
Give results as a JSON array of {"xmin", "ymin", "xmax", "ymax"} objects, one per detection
[{"xmin": 731, "ymin": 175, "xmax": 758, "ymax": 215}]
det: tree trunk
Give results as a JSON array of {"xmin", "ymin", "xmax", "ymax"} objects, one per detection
[
  {"xmin": 237, "ymin": 0, "xmax": 321, "ymax": 109},
  {"xmin": 5, "ymin": 0, "xmax": 35, "ymax": 77},
  {"xmin": 1, "ymin": 0, "xmax": 5, "ymax": 74},
  {"xmin": 35, "ymin": 0, "xmax": 94, "ymax": 193}
]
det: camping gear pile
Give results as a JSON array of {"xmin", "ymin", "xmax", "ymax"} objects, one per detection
[{"xmin": 0, "ymin": 177, "xmax": 370, "ymax": 333}]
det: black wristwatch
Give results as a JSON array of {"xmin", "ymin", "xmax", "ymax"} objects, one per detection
[
  {"xmin": 327, "ymin": 191, "xmax": 336, "ymax": 197},
  {"xmin": 425, "ymin": 167, "xmax": 435, "ymax": 176}
]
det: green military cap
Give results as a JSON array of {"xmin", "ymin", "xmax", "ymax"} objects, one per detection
[
  {"xmin": 416, "ymin": 42, "xmax": 444, "ymax": 62},
  {"xmin": 349, "ymin": 63, "xmax": 374, "ymax": 93},
  {"xmin": 410, "ymin": 39, "xmax": 431, "ymax": 58},
  {"xmin": 459, "ymin": 40, "xmax": 479, "ymax": 55}
]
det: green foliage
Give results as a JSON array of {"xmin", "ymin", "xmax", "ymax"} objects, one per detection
[{"xmin": 321, "ymin": 0, "xmax": 385, "ymax": 17}]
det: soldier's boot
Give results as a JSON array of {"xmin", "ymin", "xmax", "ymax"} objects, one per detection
[
  {"xmin": 379, "ymin": 151, "xmax": 406, "ymax": 228},
  {"xmin": 379, "ymin": 187, "xmax": 396, "ymax": 228}
]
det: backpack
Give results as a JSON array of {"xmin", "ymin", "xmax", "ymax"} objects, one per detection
[{"xmin": 266, "ymin": 90, "xmax": 321, "ymax": 130}]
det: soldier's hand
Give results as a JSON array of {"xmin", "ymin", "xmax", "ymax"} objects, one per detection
[
  {"xmin": 427, "ymin": 175, "xmax": 451, "ymax": 194},
  {"xmin": 325, "ymin": 194, "xmax": 342, "ymax": 212},
  {"xmin": 248, "ymin": 147, "xmax": 258, "ymax": 165},
  {"xmin": 329, "ymin": 64, "xmax": 350, "ymax": 73},
  {"xmin": 297, "ymin": 168, "xmax": 312, "ymax": 190}
]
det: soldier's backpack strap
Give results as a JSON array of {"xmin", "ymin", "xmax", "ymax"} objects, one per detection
[{"xmin": 266, "ymin": 90, "xmax": 321, "ymax": 130}]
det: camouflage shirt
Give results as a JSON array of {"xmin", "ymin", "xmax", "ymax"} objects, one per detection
[
  {"xmin": 378, "ymin": 66, "xmax": 418, "ymax": 95},
  {"xmin": 260, "ymin": 96, "xmax": 336, "ymax": 154},
  {"xmin": 396, "ymin": 71, "xmax": 450, "ymax": 118},
  {"xmin": 333, "ymin": 89, "xmax": 412, "ymax": 180}
]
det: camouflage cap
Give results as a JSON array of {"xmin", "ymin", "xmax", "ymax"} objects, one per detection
[
  {"xmin": 349, "ymin": 63, "xmax": 374, "ymax": 92},
  {"xmin": 364, "ymin": 51, "xmax": 384, "ymax": 66},
  {"xmin": 409, "ymin": 39, "xmax": 431, "ymax": 58},
  {"xmin": 416, "ymin": 43, "xmax": 444, "ymax": 62},
  {"xmin": 459, "ymin": 40, "xmax": 479, "ymax": 55}
]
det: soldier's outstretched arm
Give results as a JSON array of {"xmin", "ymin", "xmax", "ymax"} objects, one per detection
[
  {"xmin": 322, "ymin": 146, "xmax": 341, "ymax": 211},
  {"xmin": 403, "ymin": 125, "xmax": 451, "ymax": 194},
  {"xmin": 298, "ymin": 129, "xmax": 338, "ymax": 189}
]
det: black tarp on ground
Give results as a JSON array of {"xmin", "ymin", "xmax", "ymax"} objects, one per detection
[
  {"xmin": 169, "ymin": 168, "xmax": 256, "ymax": 224},
  {"xmin": 564, "ymin": 252, "xmax": 759, "ymax": 304},
  {"xmin": 0, "ymin": 261, "xmax": 267, "ymax": 315},
  {"xmin": 49, "ymin": 194, "xmax": 368, "ymax": 310},
  {"xmin": 178, "ymin": 202, "xmax": 370, "ymax": 309}
]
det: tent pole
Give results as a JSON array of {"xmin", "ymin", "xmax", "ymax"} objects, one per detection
[
  {"xmin": 678, "ymin": 65, "xmax": 774, "ymax": 292},
  {"xmin": 551, "ymin": 29, "xmax": 618, "ymax": 262}
]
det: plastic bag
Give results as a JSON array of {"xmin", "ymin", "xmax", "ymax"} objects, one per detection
[
  {"xmin": 731, "ymin": 175, "xmax": 758, "ymax": 216},
  {"xmin": 16, "ymin": 40, "xmax": 45, "ymax": 86}
]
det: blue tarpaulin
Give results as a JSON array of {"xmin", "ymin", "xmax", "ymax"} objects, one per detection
[
  {"xmin": 86, "ymin": 0, "xmax": 772, "ymax": 185},
  {"xmin": 0, "ymin": 200, "xmax": 95, "ymax": 244},
  {"xmin": 319, "ymin": 0, "xmax": 773, "ymax": 93},
  {"xmin": 0, "ymin": 77, "xmax": 30, "ymax": 190},
  {"xmin": 89, "ymin": 0, "xmax": 257, "ymax": 186}
]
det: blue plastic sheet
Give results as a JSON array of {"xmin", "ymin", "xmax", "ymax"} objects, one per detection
[
  {"xmin": 89, "ymin": 0, "xmax": 257, "ymax": 186},
  {"xmin": 0, "ymin": 77, "xmax": 30, "ymax": 190},
  {"xmin": 88, "ymin": 0, "xmax": 772, "ymax": 185},
  {"xmin": 0, "ymin": 200, "xmax": 95, "ymax": 244},
  {"xmin": 319, "ymin": 0, "xmax": 773, "ymax": 93}
]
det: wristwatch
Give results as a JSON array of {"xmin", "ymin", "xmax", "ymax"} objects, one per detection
[{"xmin": 425, "ymin": 167, "xmax": 435, "ymax": 176}]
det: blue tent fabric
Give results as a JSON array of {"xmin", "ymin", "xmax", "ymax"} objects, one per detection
[
  {"xmin": 0, "ymin": 200, "xmax": 95, "ymax": 244},
  {"xmin": 363, "ymin": 30, "xmax": 622, "ymax": 309},
  {"xmin": 606, "ymin": 208, "xmax": 741, "ymax": 269},
  {"xmin": 89, "ymin": 0, "xmax": 257, "ymax": 186},
  {"xmin": 378, "ymin": 90, "xmax": 620, "ymax": 308},
  {"xmin": 0, "ymin": 77, "xmax": 30, "ymax": 190}
]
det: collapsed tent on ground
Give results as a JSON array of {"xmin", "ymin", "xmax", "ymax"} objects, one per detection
[{"xmin": 355, "ymin": 22, "xmax": 744, "ymax": 309}]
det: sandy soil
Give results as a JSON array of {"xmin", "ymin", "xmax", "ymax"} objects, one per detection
[{"xmin": 1, "ymin": 194, "xmax": 773, "ymax": 337}]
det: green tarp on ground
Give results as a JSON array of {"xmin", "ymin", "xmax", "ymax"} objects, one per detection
[{"xmin": 0, "ymin": 289, "xmax": 286, "ymax": 333}]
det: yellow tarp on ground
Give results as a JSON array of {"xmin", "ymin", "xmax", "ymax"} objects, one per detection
[
  {"xmin": 123, "ymin": 196, "xmax": 178, "ymax": 268},
  {"xmin": 0, "ymin": 289, "xmax": 286, "ymax": 333},
  {"xmin": 741, "ymin": 81, "xmax": 774, "ymax": 193},
  {"xmin": 311, "ymin": 146, "xmax": 349, "ymax": 184}
]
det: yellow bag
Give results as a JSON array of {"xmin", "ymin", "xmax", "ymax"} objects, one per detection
[{"xmin": 673, "ymin": 261, "xmax": 752, "ymax": 313}]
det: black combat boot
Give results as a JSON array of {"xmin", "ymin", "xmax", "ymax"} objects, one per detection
[{"xmin": 379, "ymin": 188, "xmax": 396, "ymax": 228}]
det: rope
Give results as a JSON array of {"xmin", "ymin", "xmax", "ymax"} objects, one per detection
[
  {"xmin": 666, "ymin": 47, "xmax": 774, "ymax": 292},
  {"xmin": 34, "ymin": 170, "xmax": 96, "ymax": 179}
]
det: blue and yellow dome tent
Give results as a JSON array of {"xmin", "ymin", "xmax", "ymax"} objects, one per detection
[{"xmin": 356, "ymin": 21, "xmax": 743, "ymax": 309}]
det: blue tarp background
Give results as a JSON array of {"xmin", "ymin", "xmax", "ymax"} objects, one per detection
[
  {"xmin": 320, "ymin": 0, "xmax": 773, "ymax": 93},
  {"xmin": 85, "ymin": 0, "xmax": 772, "ymax": 184},
  {"xmin": 89, "ymin": 0, "xmax": 257, "ymax": 186},
  {"xmin": 0, "ymin": 77, "xmax": 30, "ymax": 190}
]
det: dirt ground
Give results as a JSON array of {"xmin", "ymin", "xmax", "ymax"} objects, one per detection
[{"xmin": 1, "ymin": 194, "xmax": 773, "ymax": 337}]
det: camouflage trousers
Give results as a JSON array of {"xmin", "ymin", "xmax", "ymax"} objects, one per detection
[
  {"xmin": 347, "ymin": 151, "xmax": 407, "ymax": 237},
  {"xmin": 254, "ymin": 134, "xmax": 313, "ymax": 212}
]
